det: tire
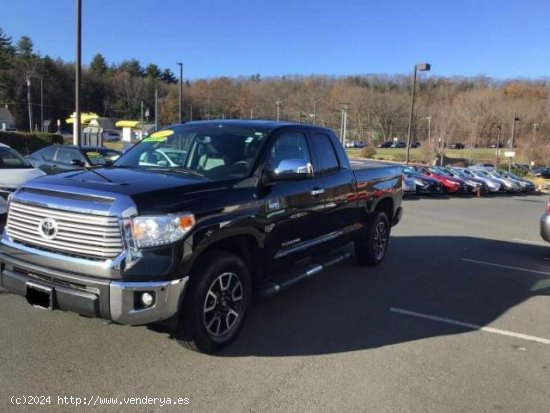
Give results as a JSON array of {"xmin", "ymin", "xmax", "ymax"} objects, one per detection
[
  {"xmin": 174, "ymin": 250, "xmax": 251, "ymax": 354},
  {"xmin": 355, "ymin": 211, "xmax": 390, "ymax": 266}
]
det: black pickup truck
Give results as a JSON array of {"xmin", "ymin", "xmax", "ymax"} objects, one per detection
[{"xmin": 0, "ymin": 120, "xmax": 402, "ymax": 353}]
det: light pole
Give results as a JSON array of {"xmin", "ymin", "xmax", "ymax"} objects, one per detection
[
  {"xmin": 406, "ymin": 62, "xmax": 431, "ymax": 164},
  {"xmin": 75, "ymin": 0, "xmax": 82, "ymax": 146},
  {"xmin": 39, "ymin": 75, "xmax": 43, "ymax": 132},
  {"xmin": 340, "ymin": 103, "xmax": 349, "ymax": 146},
  {"xmin": 177, "ymin": 62, "xmax": 183, "ymax": 123},
  {"xmin": 509, "ymin": 113, "xmax": 520, "ymax": 172},
  {"xmin": 26, "ymin": 75, "xmax": 32, "ymax": 132},
  {"xmin": 154, "ymin": 88, "xmax": 158, "ymax": 130},
  {"xmin": 275, "ymin": 101, "xmax": 281, "ymax": 121}
]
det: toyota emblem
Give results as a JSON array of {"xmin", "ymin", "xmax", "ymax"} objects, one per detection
[{"xmin": 38, "ymin": 217, "xmax": 58, "ymax": 240}]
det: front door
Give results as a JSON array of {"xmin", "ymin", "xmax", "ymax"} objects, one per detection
[{"xmin": 259, "ymin": 130, "xmax": 325, "ymax": 272}]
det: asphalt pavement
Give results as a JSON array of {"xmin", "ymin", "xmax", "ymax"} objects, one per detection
[{"xmin": 0, "ymin": 193, "xmax": 549, "ymax": 412}]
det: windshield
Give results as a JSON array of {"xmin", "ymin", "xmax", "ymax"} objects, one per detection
[
  {"xmin": 0, "ymin": 147, "xmax": 32, "ymax": 169},
  {"xmin": 84, "ymin": 149, "xmax": 121, "ymax": 166},
  {"xmin": 114, "ymin": 124, "xmax": 268, "ymax": 180}
]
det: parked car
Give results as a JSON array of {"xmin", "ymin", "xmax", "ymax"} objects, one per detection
[
  {"xmin": 26, "ymin": 145, "xmax": 122, "ymax": 174},
  {"xmin": 473, "ymin": 162, "xmax": 495, "ymax": 172},
  {"xmin": 438, "ymin": 167, "xmax": 485, "ymax": 193},
  {"xmin": 450, "ymin": 142, "xmax": 465, "ymax": 149},
  {"xmin": 498, "ymin": 170, "xmax": 536, "ymax": 192},
  {"xmin": 414, "ymin": 166, "xmax": 463, "ymax": 193},
  {"xmin": 531, "ymin": 167, "xmax": 550, "ymax": 179},
  {"xmin": 0, "ymin": 120, "xmax": 403, "ymax": 354},
  {"xmin": 402, "ymin": 166, "xmax": 442, "ymax": 194},
  {"xmin": 454, "ymin": 168, "xmax": 503, "ymax": 193},
  {"xmin": 345, "ymin": 140, "xmax": 367, "ymax": 149},
  {"xmin": 471, "ymin": 168, "xmax": 521, "ymax": 192},
  {"xmin": 402, "ymin": 175, "xmax": 417, "ymax": 194},
  {"xmin": 390, "ymin": 141, "xmax": 407, "ymax": 148},
  {"xmin": 102, "ymin": 131, "xmax": 121, "ymax": 142},
  {"xmin": 0, "ymin": 143, "xmax": 45, "ymax": 200},
  {"xmin": 540, "ymin": 200, "xmax": 550, "ymax": 243},
  {"xmin": 377, "ymin": 141, "xmax": 393, "ymax": 148},
  {"xmin": 409, "ymin": 141, "xmax": 421, "ymax": 148}
]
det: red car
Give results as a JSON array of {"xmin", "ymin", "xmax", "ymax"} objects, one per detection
[{"xmin": 414, "ymin": 166, "xmax": 462, "ymax": 193}]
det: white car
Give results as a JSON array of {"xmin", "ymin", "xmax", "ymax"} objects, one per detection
[{"xmin": 0, "ymin": 143, "xmax": 46, "ymax": 200}]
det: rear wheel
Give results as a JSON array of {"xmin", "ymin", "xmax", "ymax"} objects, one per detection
[
  {"xmin": 355, "ymin": 211, "xmax": 390, "ymax": 266},
  {"xmin": 174, "ymin": 251, "xmax": 251, "ymax": 353}
]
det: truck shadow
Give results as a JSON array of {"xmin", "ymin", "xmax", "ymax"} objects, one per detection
[{"xmin": 198, "ymin": 236, "xmax": 550, "ymax": 357}]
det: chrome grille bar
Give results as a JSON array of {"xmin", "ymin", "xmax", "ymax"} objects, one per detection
[{"xmin": 6, "ymin": 201, "xmax": 123, "ymax": 259}]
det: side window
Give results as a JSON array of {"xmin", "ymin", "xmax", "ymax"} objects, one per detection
[
  {"xmin": 41, "ymin": 147, "xmax": 56, "ymax": 161},
  {"xmin": 55, "ymin": 149, "xmax": 82, "ymax": 165},
  {"xmin": 313, "ymin": 133, "xmax": 340, "ymax": 174},
  {"xmin": 268, "ymin": 132, "xmax": 311, "ymax": 168}
]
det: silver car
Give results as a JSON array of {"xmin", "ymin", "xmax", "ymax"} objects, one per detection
[{"xmin": 540, "ymin": 201, "xmax": 550, "ymax": 242}]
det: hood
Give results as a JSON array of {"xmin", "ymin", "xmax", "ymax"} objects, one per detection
[
  {"xmin": 21, "ymin": 167, "xmax": 237, "ymax": 215},
  {"xmin": 31, "ymin": 167, "xmax": 214, "ymax": 196},
  {"xmin": 0, "ymin": 167, "xmax": 45, "ymax": 189}
]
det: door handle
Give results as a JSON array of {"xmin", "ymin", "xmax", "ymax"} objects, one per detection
[{"xmin": 311, "ymin": 188, "xmax": 325, "ymax": 196}]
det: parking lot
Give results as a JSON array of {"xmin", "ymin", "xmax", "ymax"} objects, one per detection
[{"xmin": 1, "ymin": 193, "xmax": 549, "ymax": 412}]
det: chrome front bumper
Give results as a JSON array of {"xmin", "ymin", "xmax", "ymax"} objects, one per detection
[{"xmin": 0, "ymin": 250, "xmax": 188, "ymax": 325}]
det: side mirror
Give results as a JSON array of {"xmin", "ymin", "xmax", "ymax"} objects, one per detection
[
  {"xmin": 70, "ymin": 159, "xmax": 85, "ymax": 167},
  {"xmin": 266, "ymin": 159, "xmax": 313, "ymax": 182}
]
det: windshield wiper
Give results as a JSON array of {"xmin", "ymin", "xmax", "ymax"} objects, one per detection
[{"xmin": 149, "ymin": 167, "xmax": 207, "ymax": 178}]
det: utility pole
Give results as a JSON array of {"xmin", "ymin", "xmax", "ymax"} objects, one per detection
[
  {"xmin": 26, "ymin": 75, "xmax": 32, "ymax": 132},
  {"xmin": 495, "ymin": 122, "xmax": 502, "ymax": 167},
  {"xmin": 74, "ymin": 0, "xmax": 82, "ymax": 146},
  {"xmin": 140, "ymin": 101, "xmax": 144, "ymax": 139},
  {"xmin": 154, "ymin": 88, "xmax": 158, "ymax": 130},
  {"xmin": 312, "ymin": 100, "xmax": 316, "ymax": 125},
  {"xmin": 340, "ymin": 103, "xmax": 349, "ymax": 146},
  {"xmin": 275, "ymin": 101, "xmax": 281, "ymax": 121},
  {"xmin": 40, "ymin": 75, "xmax": 43, "ymax": 132},
  {"xmin": 509, "ymin": 112, "xmax": 520, "ymax": 172},
  {"xmin": 177, "ymin": 62, "xmax": 183, "ymax": 123}
]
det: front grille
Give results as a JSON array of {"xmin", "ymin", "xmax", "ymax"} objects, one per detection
[{"xmin": 6, "ymin": 201, "xmax": 123, "ymax": 259}]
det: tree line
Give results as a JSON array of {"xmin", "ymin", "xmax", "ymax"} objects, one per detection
[{"xmin": 1, "ymin": 27, "xmax": 550, "ymax": 164}]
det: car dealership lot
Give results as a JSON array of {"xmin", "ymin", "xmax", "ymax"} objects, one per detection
[{"xmin": 1, "ymin": 195, "xmax": 549, "ymax": 412}]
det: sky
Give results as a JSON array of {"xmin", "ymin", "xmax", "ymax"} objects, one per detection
[{"xmin": 2, "ymin": 0, "xmax": 550, "ymax": 80}]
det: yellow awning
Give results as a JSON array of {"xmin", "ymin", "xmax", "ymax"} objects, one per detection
[
  {"xmin": 65, "ymin": 112, "xmax": 99, "ymax": 124},
  {"xmin": 115, "ymin": 120, "xmax": 141, "ymax": 128}
]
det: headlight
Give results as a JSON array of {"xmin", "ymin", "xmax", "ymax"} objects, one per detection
[
  {"xmin": 413, "ymin": 179, "xmax": 424, "ymax": 185},
  {"xmin": 131, "ymin": 213, "xmax": 195, "ymax": 248}
]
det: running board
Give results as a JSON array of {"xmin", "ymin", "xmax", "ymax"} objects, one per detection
[{"xmin": 259, "ymin": 250, "xmax": 352, "ymax": 298}]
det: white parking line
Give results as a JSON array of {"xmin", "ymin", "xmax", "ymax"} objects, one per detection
[
  {"xmin": 390, "ymin": 307, "xmax": 550, "ymax": 345},
  {"xmin": 461, "ymin": 258, "xmax": 550, "ymax": 276},
  {"xmin": 513, "ymin": 238, "xmax": 548, "ymax": 247}
]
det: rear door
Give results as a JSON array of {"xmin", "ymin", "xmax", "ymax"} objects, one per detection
[{"xmin": 310, "ymin": 132, "xmax": 358, "ymax": 245}]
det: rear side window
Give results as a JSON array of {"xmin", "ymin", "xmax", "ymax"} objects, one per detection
[
  {"xmin": 55, "ymin": 148, "xmax": 83, "ymax": 165},
  {"xmin": 312, "ymin": 133, "xmax": 339, "ymax": 174},
  {"xmin": 268, "ymin": 132, "xmax": 311, "ymax": 166},
  {"xmin": 41, "ymin": 147, "xmax": 56, "ymax": 161}
]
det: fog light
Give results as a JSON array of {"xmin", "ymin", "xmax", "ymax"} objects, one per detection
[{"xmin": 140, "ymin": 292, "xmax": 155, "ymax": 307}]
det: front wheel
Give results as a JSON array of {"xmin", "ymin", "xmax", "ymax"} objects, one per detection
[
  {"xmin": 174, "ymin": 251, "xmax": 251, "ymax": 353},
  {"xmin": 355, "ymin": 211, "xmax": 390, "ymax": 266}
]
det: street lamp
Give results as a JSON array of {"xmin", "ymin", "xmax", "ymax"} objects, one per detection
[
  {"xmin": 74, "ymin": 0, "xmax": 82, "ymax": 146},
  {"xmin": 177, "ymin": 62, "xmax": 183, "ymax": 123},
  {"xmin": 275, "ymin": 101, "xmax": 281, "ymax": 121},
  {"xmin": 508, "ymin": 113, "xmax": 520, "ymax": 172},
  {"xmin": 406, "ymin": 62, "xmax": 431, "ymax": 164}
]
